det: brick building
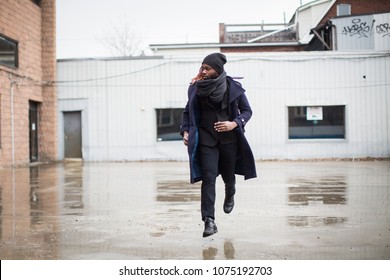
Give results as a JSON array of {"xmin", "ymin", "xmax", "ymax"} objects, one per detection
[
  {"xmin": 150, "ymin": 0, "xmax": 390, "ymax": 55},
  {"xmin": 0, "ymin": 0, "xmax": 57, "ymax": 167},
  {"xmin": 220, "ymin": 0, "xmax": 390, "ymax": 52}
]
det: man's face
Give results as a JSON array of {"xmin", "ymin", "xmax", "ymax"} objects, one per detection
[{"xmin": 200, "ymin": 63, "xmax": 219, "ymax": 80}]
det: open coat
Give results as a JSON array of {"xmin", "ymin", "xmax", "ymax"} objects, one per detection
[{"xmin": 180, "ymin": 76, "xmax": 257, "ymax": 184}]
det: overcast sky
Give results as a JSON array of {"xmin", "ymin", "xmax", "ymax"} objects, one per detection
[{"xmin": 56, "ymin": 0, "xmax": 309, "ymax": 59}]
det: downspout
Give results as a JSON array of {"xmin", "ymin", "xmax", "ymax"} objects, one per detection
[
  {"xmin": 10, "ymin": 80, "xmax": 16, "ymax": 166},
  {"xmin": 330, "ymin": 21, "xmax": 337, "ymax": 50}
]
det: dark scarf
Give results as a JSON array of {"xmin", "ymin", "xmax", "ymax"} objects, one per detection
[{"xmin": 196, "ymin": 71, "xmax": 227, "ymax": 103}]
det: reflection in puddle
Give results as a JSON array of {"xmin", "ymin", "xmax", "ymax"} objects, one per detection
[
  {"xmin": 288, "ymin": 176, "xmax": 347, "ymax": 227},
  {"xmin": 0, "ymin": 164, "xmax": 60, "ymax": 259},
  {"xmin": 224, "ymin": 240, "xmax": 235, "ymax": 259},
  {"xmin": 203, "ymin": 246, "xmax": 218, "ymax": 260},
  {"xmin": 288, "ymin": 177, "xmax": 347, "ymax": 206},
  {"xmin": 1, "ymin": 161, "xmax": 388, "ymax": 260},
  {"xmin": 156, "ymin": 180, "xmax": 200, "ymax": 203},
  {"xmin": 202, "ymin": 240, "xmax": 236, "ymax": 260},
  {"xmin": 63, "ymin": 162, "xmax": 84, "ymax": 214},
  {"xmin": 30, "ymin": 166, "xmax": 44, "ymax": 226},
  {"xmin": 288, "ymin": 216, "xmax": 348, "ymax": 227}
]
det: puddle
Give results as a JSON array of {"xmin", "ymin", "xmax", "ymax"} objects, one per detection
[
  {"xmin": 0, "ymin": 161, "xmax": 389, "ymax": 259},
  {"xmin": 156, "ymin": 180, "xmax": 200, "ymax": 202}
]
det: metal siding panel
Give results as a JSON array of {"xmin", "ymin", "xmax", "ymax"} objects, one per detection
[
  {"xmin": 57, "ymin": 52, "xmax": 390, "ymax": 161},
  {"xmin": 374, "ymin": 13, "xmax": 390, "ymax": 51}
]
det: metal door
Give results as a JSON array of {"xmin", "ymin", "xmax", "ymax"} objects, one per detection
[
  {"xmin": 64, "ymin": 111, "xmax": 82, "ymax": 158},
  {"xmin": 29, "ymin": 101, "xmax": 39, "ymax": 162}
]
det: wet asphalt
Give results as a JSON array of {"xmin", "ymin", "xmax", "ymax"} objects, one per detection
[{"xmin": 0, "ymin": 160, "xmax": 389, "ymax": 260}]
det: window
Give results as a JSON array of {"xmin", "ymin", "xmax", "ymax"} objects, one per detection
[
  {"xmin": 337, "ymin": 4, "xmax": 351, "ymax": 16},
  {"xmin": 288, "ymin": 105, "xmax": 345, "ymax": 139},
  {"xmin": 31, "ymin": 0, "xmax": 41, "ymax": 6},
  {"xmin": 156, "ymin": 108, "xmax": 183, "ymax": 141},
  {"xmin": 0, "ymin": 34, "xmax": 18, "ymax": 68}
]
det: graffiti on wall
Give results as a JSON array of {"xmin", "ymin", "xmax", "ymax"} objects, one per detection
[{"xmin": 342, "ymin": 18, "xmax": 390, "ymax": 38}]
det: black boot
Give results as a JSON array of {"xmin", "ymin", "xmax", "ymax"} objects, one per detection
[
  {"xmin": 223, "ymin": 193, "xmax": 235, "ymax": 214},
  {"xmin": 203, "ymin": 217, "xmax": 218, "ymax": 238},
  {"xmin": 224, "ymin": 183, "xmax": 236, "ymax": 214}
]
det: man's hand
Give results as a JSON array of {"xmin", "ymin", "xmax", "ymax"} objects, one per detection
[
  {"xmin": 214, "ymin": 121, "xmax": 238, "ymax": 132},
  {"xmin": 183, "ymin": 131, "xmax": 189, "ymax": 146}
]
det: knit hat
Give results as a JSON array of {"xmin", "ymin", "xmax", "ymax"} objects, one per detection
[{"xmin": 202, "ymin": 53, "xmax": 227, "ymax": 74}]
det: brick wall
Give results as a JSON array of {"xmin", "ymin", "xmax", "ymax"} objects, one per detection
[
  {"xmin": 39, "ymin": 0, "xmax": 57, "ymax": 162},
  {"xmin": 221, "ymin": 45, "xmax": 305, "ymax": 53},
  {"xmin": 222, "ymin": 0, "xmax": 390, "ymax": 53},
  {"xmin": 0, "ymin": 0, "xmax": 57, "ymax": 167}
]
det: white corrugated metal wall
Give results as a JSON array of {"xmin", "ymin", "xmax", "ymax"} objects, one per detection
[
  {"xmin": 234, "ymin": 52, "xmax": 390, "ymax": 159},
  {"xmin": 57, "ymin": 52, "xmax": 390, "ymax": 161}
]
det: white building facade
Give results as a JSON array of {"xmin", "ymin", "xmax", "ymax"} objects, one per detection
[{"xmin": 56, "ymin": 51, "xmax": 390, "ymax": 161}]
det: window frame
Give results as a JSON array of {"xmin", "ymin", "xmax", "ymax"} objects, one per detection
[
  {"xmin": 287, "ymin": 105, "xmax": 346, "ymax": 140},
  {"xmin": 337, "ymin": 4, "xmax": 351, "ymax": 16},
  {"xmin": 0, "ymin": 34, "xmax": 19, "ymax": 68},
  {"xmin": 31, "ymin": 0, "xmax": 41, "ymax": 6},
  {"xmin": 0, "ymin": 95, "xmax": 2, "ymax": 148},
  {"xmin": 155, "ymin": 108, "xmax": 183, "ymax": 142}
]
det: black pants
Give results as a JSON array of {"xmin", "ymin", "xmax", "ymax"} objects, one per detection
[{"xmin": 199, "ymin": 142, "xmax": 237, "ymax": 220}]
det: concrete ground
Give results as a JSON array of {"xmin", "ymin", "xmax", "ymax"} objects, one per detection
[{"xmin": 0, "ymin": 160, "xmax": 389, "ymax": 260}]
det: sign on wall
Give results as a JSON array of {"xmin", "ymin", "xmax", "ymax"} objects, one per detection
[{"xmin": 306, "ymin": 106, "xmax": 323, "ymax": 121}]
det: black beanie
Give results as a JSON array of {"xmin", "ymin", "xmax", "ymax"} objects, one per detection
[{"xmin": 202, "ymin": 53, "xmax": 227, "ymax": 74}]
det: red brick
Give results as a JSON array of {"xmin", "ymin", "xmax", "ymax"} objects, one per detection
[{"xmin": 0, "ymin": 0, "xmax": 57, "ymax": 167}]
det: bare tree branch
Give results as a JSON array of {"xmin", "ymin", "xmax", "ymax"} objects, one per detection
[{"xmin": 100, "ymin": 18, "xmax": 144, "ymax": 57}]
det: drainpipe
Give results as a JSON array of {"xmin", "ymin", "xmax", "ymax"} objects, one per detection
[
  {"xmin": 10, "ymin": 80, "xmax": 16, "ymax": 166},
  {"xmin": 330, "ymin": 21, "xmax": 337, "ymax": 50}
]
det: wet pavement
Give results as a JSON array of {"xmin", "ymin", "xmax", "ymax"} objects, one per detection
[{"xmin": 0, "ymin": 160, "xmax": 389, "ymax": 260}]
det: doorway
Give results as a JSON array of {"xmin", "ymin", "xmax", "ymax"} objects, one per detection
[
  {"xmin": 29, "ymin": 101, "xmax": 39, "ymax": 162},
  {"xmin": 63, "ymin": 111, "xmax": 82, "ymax": 158}
]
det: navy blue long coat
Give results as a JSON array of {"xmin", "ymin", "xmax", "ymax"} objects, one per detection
[{"xmin": 180, "ymin": 76, "xmax": 257, "ymax": 184}]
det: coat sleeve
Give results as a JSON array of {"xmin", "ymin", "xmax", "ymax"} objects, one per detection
[
  {"xmin": 180, "ymin": 101, "xmax": 190, "ymax": 136},
  {"xmin": 233, "ymin": 93, "xmax": 252, "ymax": 131}
]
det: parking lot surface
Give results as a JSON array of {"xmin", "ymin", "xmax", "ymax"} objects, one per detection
[{"xmin": 0, "ymin": 160, "xmax": 389, "ymax": 260}]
